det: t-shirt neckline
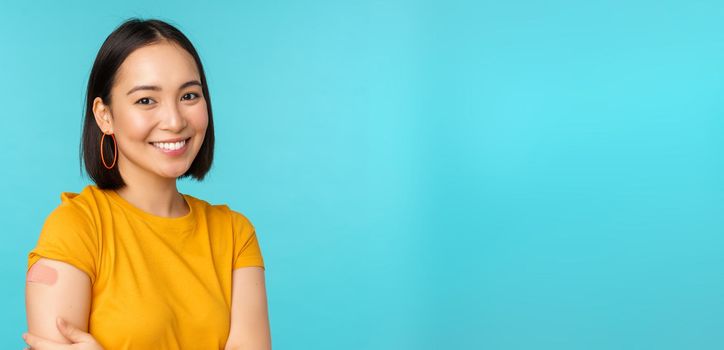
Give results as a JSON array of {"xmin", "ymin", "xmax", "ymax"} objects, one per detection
[{"xmin": 104, "ymin": 187, "xmax": 197, "ymax": 228}]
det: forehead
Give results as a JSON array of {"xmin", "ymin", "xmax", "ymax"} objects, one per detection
[{"xmin": 114, "ymin": 41, "xmax": 200, "ymax": 89}]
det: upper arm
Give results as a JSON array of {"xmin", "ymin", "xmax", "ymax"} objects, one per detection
[
  {"xmin": 225, "ymin": 267, "xmax": 271, "ymax": 350},
  {"xmin": 25, "ymin": 257, "xmax": 92, "ymax": 343}
]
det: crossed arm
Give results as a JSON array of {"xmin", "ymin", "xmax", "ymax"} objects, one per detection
[
  {"xmin": 25, "ymin": 258, "xmax": 93, "ymax": 344},
  {"xmin": 226, "ymin": 267, "xmax": 271, "ymax": 350},
  {"xmin": 25, "ymin": 258, "xmax": 271, "ymax": 349}
]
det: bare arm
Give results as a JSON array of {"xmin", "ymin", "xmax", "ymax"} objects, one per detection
[
  {"xmin": 224, "ymin": 267, "xmax": 271, "ymax": 350},
  {"xmin": 25, "ymin": 257, "xmax": 92, "ymax": 343}
]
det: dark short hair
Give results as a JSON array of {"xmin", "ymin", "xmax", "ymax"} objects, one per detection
[{"xmin": 80, "ymin": 18, "xmax": 215, "ymax": 189}]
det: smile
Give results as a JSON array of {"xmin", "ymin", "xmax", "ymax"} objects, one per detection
[{"xmin": 148, "ymin": 137, "xmax": 191, "ymax": 155}]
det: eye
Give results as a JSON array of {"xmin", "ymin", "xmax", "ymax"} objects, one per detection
[
  {"xmin": 182, "ymin": 92, "xmax": 200, "ymax": 101},
  {"xmin": 135, "ymin": 97, "xmax": 155, "ymax": 105}
]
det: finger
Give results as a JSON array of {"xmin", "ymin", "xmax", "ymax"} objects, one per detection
[
  {"xmin": 23, "ymin": 331, "xmax": 54, "ymax": 349},
  {"xmin": 56, "ymin": 318, "xmax": 90, "ymax": 343}
]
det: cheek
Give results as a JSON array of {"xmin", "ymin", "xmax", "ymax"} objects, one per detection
[
  {"xmin": 188, "ymin": 103, "xmax": 209, "ymax": 133},
  {"xmin": 117, "ymin": 112, "xmax": 154, "ymax": 139}
]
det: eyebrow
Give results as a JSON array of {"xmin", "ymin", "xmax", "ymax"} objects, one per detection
[{"xmin": 126, "ymin": 80, "xmax": 202, "ymax": 95}]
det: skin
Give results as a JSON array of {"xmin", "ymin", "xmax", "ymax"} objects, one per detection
[{"xmin": 25, "ymin": 39, "xmax": 271, "ymax": 349}]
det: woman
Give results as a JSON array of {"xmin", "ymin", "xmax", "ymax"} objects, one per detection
[{"xmin": 23, "ymin": 18, "xmax": 271, "ymax": 350}]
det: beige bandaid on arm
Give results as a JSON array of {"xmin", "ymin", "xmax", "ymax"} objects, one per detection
[
  {"xmin": 25, "ymin": 258, "xmax": 92, "ymax": 344},
  {"xmin": 27, "ymin": 263, "xmax": 59, "ymax": 285}
]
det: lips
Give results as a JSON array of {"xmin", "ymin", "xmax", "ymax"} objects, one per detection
[
  {"xmin": 149, "ymin": 137, "xmax": 191, "ymax": 152},
  {"xmin": 148, "ymin": 137, "xmax": 191, "ymax": 144}
]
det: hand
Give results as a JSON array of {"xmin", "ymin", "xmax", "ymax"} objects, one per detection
[{"xmin": 22, "ymin": 317, "xmax": 104, "ymax": 350}]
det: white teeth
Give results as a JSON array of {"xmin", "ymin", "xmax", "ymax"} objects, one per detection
[{"xmin": 152, "ymin": 139, "xmax": 186, "ymax": 151}]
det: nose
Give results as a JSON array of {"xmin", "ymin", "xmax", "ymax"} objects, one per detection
[{"xmin": 159, "ymin": 101, "xmax": 187, "ymax": 133}]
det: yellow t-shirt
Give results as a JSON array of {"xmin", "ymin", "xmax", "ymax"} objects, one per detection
[{"xmin": 27, "ymin": 184, "xmax": 265, "ymax": 349}]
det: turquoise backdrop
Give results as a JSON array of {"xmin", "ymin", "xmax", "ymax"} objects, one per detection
[{"xmin": 2, "ymin": 0, "xmax": 723, "ymax": 349}]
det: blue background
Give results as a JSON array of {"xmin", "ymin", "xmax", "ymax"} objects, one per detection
[{"xmin": 2, "ymin": 1, "xmax": 723, "ymax": 349}]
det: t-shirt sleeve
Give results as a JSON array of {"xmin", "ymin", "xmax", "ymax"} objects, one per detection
[
  {"xmin": 229, "ymin": 209, "xmax": 265, "ymax": 270},
  {"xmin": 27, "ymin": 202, "xmax": 99, "ymax": 284}
]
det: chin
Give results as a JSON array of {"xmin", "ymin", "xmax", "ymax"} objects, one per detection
[{"xmin": 158, "ymin": 167, "xmax": 190, "ymax": 179}]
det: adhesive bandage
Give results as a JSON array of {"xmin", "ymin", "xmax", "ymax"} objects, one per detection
[{"xmin": 27, "ymin": 263, "xmax": 58, "ymax": 286}]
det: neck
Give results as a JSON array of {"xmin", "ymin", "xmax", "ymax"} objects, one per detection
[{"xmin": 113, "ymin": 155, "xmax": 189, "ymax": 218}]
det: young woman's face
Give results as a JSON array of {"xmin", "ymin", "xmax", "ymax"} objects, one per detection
[{"xmin": 95, "ymin": 40, "xmax": 208, "ymax": 181}]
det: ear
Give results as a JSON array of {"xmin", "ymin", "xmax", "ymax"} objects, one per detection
[{"xmin": 92, "ymin": 97, "xmax": 114, "ymax": 134}]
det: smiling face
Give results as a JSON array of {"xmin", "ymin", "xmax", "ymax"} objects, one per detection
[{"xmin": 92, "ymin": 40, "xmax": 208, "ymax": 182}]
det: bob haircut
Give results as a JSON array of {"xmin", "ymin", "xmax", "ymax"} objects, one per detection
[{"xmin": 80, "ymin": 18, "xmax": 214, "ymax": 189}]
